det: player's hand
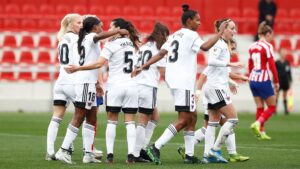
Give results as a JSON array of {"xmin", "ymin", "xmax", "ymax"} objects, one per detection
[
  {"xmin": 228, "ymin": 62, "xmax": 244, "ymax": 68},
  {"xmin": 240, "ymin": 75, "xmax": 249, "ymax": 82},
  {"xmin": 64, "ymin": 65, "xmax": 79, "ymax": 73},
  {"xmin": 230, "ymin": 85, "xmax": 238, "ymax": 95},
  {"xmin": 96, "ymin": 83, "xmax": 104, "ymax": 97},
  {"xmin": 118, "ymin": 29, "xmax": 129, "ymax": 36},
  {"xmin": 131, "ymin": 68, "xmax": 142, "ymax": 77},
  {"xmin": 274, "ymin": 83, "xmax": 280, "ymax": 92},
  {"xmin": 218, "ymin": 20, "xmax": 229, "ymax": 33},
  {"xmin": 195, "ymin": 90, "xmax": 201, "ymax": 103}
]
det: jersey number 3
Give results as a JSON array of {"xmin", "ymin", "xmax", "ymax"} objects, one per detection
[
  {"xmin": 168, "ymin": 40, "xmax": 179, "ymax": 63},
  {"xmin": 124, "ymin": 51, "xmax": 133, "ymax": 73}
]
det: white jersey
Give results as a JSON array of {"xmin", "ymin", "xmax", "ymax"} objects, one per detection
[
  {"xmin": 162, "ymin": 28, "xmax": 204, "ymax": 90},
  {"xmin": 74, "ymin": 32, "xmax": 100, "ymax": 84},
  {"xmin": 136, "ymin": 41, "xmax": 166, "ymax": 87},
  {"xmin": 205, "ymin": 39, "xmax": 231, "ymax": 89},
  {"xmin": 101, "ymin": 37, "xmax": 137, "ymax": 87},
  {"xmin": 56, "ymin": 32, "xmax": 78, "ymax": 84}
]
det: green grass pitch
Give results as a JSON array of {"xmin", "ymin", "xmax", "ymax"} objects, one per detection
[{"xmin": 0, "ymin": 112, "xmax": 299, "ymax": 169}]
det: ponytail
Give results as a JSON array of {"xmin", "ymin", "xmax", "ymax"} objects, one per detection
[
  {"xmin": 147, "ymin": 22, "xmax": 169, "ymax": 49},
  {"xmin": 77, "ymin": 28, "xmax": 87, "ymax": 55},
  {"xmin": 57, "ymin": 13, "xmax": 81, "ymax": 41}
]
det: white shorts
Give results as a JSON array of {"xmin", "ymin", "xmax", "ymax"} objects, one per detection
[
  {"xmin": 105, "ymin": 85, "xmax": 138, "ymax": 114},
  {"xmin": 204, "ymin": 88, "xmax": 232, "ymax": 110},
  {"xmin": 53, "ymin": 83, "xmax": 76, "ymax": 107},
  {"xmin": 74, "ymin": 83, "xmax": 97, "ymax": 110},
  {"xmin": 171, "ymin": 89, "xmax": 196, "ymax": 112},
  {"xmin": 138, "ymin": 85, "xmax": 157, "ymax": 114}
]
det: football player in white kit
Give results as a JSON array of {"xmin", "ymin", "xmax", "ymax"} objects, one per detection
[
  {"xmin": 46, "ymin": 13, "xmax": 82, "ymax": 161},
  {"xmin": 177, "ymin": 38, "xmax": 249, "ymax": 163},
  {"xmin": 65, "ymin": 18, "xmax": 139, "ymax": 164},
  {"xmin": 202, "ymin": 19, "xmax": 245, "ymax": 163},
  {"xmin": 133, "ymin": 22, "xmax": 169, "ymax": 162},
  {"xmin": 55, "ymin": 16, "xmax": 128, "ymax": 164},
  {"xmin": 132, "ymin": 5, "xmax": 229, "ymax": 165}
]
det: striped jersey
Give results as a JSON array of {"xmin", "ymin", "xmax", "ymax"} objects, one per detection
[{"xmin": 248, "ymin": 40, "xmax": 277, "ymax": 82}]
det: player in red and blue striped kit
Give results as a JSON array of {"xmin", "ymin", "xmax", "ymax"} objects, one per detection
[{"xmin": 248, "ymin": 21, "xmax": 279, "ymax": 140}]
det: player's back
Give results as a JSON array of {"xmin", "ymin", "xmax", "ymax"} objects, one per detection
[
  {"xmin": 136, "ymin": 41, "xmax": 165, "ymax": 87},
  {"xmin": 249, "ymin": 40, "xmax": 274, "ymax": 82},
  {"xmin": 74, "ymin": 32, "xmax": 100, "ymax": 84},
  {"xmin": 101, "ymin": 37, "xmax": 137, "ymax": 87},
  {"xmin": 56, "ymin": 32, "xmax": 78, "ymax": 84},
  {"xmin": 163, "ymin": 28, "xmax": 203, "ymax": 90}
]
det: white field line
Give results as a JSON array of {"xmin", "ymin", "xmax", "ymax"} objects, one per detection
[{"xmin": 0, "ymin": 132, "xmax": 300, "ymax": 152}]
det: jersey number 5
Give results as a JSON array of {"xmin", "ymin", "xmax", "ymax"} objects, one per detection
[
  {"xmin": 168, "ymin": 40, "xmax": 179, "ymax": 63},
  {"xmin": 124, "ymin": 51, "xmax": 133, "ymax": 73}
]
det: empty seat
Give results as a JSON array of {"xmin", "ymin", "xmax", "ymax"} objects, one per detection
[
  {"xmin": 89, "ymin": 5, "xmax": 104, "ymax": 16},
  {"xmin": 3, "ymin": 19, "xmax": 19, "ymax": 31},
  {"xmin": 278, "ymin": 38, "xmax": 292, "ymax": 50},
  {"xmin": 38, "ymin": 36, "xmax": 52, "ymax": 48},
  {"xmin": 285, "ymin": 54, "xmax": 295, "ymax": 66},
  {"xmin": 20, "ymin": 35, "xmax": 34, "ymax": 48},
  {"xmin": 21, "ymin": 4, "xmax": 38, "ymax": 14},
  {"xmin": 290, "ymin": 9, "xmax": 300, "ymax": 19},
  {"xmin": 274, "ymin": 23, "xmax": 292, "ymax": 34},
  {"xmin": 156, "ymin": 6, "xmax": 170, "ymax": 16},
  {"xmin": 138, "ymin": 21, "xmax": 153, "ymax": 33},
  {"xmin": 1, "ymin": 51, "xmax": 16, "ymax": 64},
  {"xmin": 5, "ymin": 4, "xmax": 20, "ymax": 14},
  {"xmin": 38, "ymin": 19, "xmax": 57, "ymax": 32},
  {"xmin": 56, "ymin": 4, "xmax": 69, "ymax": 16},
  {"xmin": 2, "ymin": 35, "xmax": 17, "ymax": 47},
  {"xmin": 226, "ymin": 8, "xmax": 240, "ymax": 18},
  {"xmin": 292, "ymin": 23, "xmax": 300, "ymax": 34},
  {"xmin": 139, "ymin": 6, "xmax": 154, "ymax": 16},
  {"xmin": 122, "ymin": 6, "xmax": 137, "ymax": 16},
  {"xmin": 18, "ymin": 72, "xmax": 34, "ymax": 81},
  {"xmin": 106, "ymin": 6, "xmax": 121, "ymax": 16},
  {"xmin": 19, "ymin": 51, "xmax": 34, "ymax": 64},
  {"xmin": 242, "ymin": 8, "xmax": 258, "ymax": 20},
  {"xmin": 20, "ymin": 19, "xmax": 36, "ymax": 32},
  {"xmin": 73, "ymin": 5, "xmax": 87, "ymax": 14},
  {"xmin": 39, "ymin": 4, "xmax": 55, "ymax": 15},
  {"xmin": 36, "ymin": 72, "xmax": 51, "ymax": 81},
  {"xmin": 1, "ymin": 71, "xmax": 16, "ymax": 81},
  {"xmin": 240, "ymin": 22, "xmax": 256, "ymax": 34},
  {"xmin": 37, "ymin": 51, "xmax": 52, "ymax": 64},
  {"xmin": 294, "ymin": 39, "xmax": 300, "ymax": 50}
]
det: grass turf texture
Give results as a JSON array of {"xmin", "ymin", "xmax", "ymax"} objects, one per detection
[{"xmin": 0, "ymin": 112, "xmax": 299, "ymax": 169}]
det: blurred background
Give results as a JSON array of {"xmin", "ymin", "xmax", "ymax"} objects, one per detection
[{"xmin": 0, "ymin": 0, "xmax": 299, "ymax": 113}]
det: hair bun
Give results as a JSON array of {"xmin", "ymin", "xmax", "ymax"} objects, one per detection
[{"xmin": 182, "ymin": 4, "xmax": 189, "ymax": 12}]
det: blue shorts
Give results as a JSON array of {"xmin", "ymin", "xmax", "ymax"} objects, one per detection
[
  {"xmin": 96, "ymin": 96, "xmax": 103, "ymax": 106},
  {"xmin": 249, "ymin": 80, "xmax": 274, "ymax": 99}
]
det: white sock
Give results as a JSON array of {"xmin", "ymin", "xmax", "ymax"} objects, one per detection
[
  {"xmin": 134, "ymin": 124, "xmax": 146, "ymax": 157},
  {"xmin": 106, "ymin": 120, "xmax": 117, "ymax": 154},
  {"xmin": 47, "ymin": 117, "xmax": 62, "ymax": 155},
  {"xmin": 83, "ymin": 123, "xmax": 94, "ymax": 153},
  {"xmin": 184, "ymin": 131, "xmax": 195, "ymax": 156},
  {"xmin": 61, "ymin": 124, "xmax": 79, "ymax": 150},
  {"xmin": 144, "ymin": 120, "xmax": 157, "ymax": 147},
  {"xmin": 194, "ymin": 127, "xmax": 206, "ymax": 145},
  {"xmin": 204, "ymin": 121, "xmax": 218, "ymax": 157},
  {"xmin": 225, "ymin": 133, "xmax": 237, "ymax": 155},
  {"xmin": 125, "ymin": 121, "xmax": 136, "ymax": 155},
  {"xmin": 155, "ymin": 124, "xmax": 177, "ymax": 149},
  {"xmin": 213, "ymin": 119, "xmax": 238, "ymax": 151}
]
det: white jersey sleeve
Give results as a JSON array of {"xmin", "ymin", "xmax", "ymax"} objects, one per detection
[{"xmin": 191, "ymin": 36, "xmax": 204, "ymax": 53}]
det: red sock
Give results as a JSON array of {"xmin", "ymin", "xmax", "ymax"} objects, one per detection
[
  {"xmin": 256, "ymin": 108, "xmax": 265, "ymax": 132},
  {"xmin": 258, "ymin": 106, "xmax": 276, "ymax": 124}
]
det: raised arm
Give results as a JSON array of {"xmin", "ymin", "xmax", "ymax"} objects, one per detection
[{"xmin": 93, "ymin": 29, "xmax": 128, "ymax": 43}]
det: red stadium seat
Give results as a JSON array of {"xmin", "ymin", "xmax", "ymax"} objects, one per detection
[
  {"xmin": 21, "ymin": 4, "xmax": 38, "ymax": 15},
  {"xmin": 18, "ymin": 72, "xmax": 34, "ymax": 81},
  {"xmin": 38, "ymin": 19, "xmax": 57, "ymax": 32},
  {"xmin": 155, "ymin": 6, "xmax": 170, "ymax": 16},
  {"xmin": 1, "ymin": 51, "xmax": 16, "ymax": 64},
  {"xmin": 197, "ymin": 53, "xmax": 206, "ymax": 65},
  {"xmin": 290, "ymin": 9, "xmax": 300, "ymax": 19},
  {"xmin": 242, "ymin": 8, "xmax": 258, "ymax": 20},
  {"xmin": 38, "ymin": 36, "xmax": 52, "ymax": 48},
  {"xmin": 19, "ymin": 51, "xmax": 34, "ymax": 64},
  {"xmin": 3, "ymin": 19, "xmax": 19, "ymax": 31},
  {"xmin": 138, "ymin": 21, "xmax": 153, "ymax": 33},
  {"xmin": 5, "ymin": 4, "xmax": 20, "ymax": 14},
  {"xmin": 226, "ymin": 8, "xmax": 240, "ymax": 18},
  {"xmin": 294, "ymin": 39, "xmax": 300, "ymax": 51},
  {"xmin": 139, "ymin": 6, "xmax": 154, "ymax": 17},
  {"xmin": 2, "ymin": 35, "xmax": 17, "ymax": 48},
  {"xmin": 89, "ymin": 5, "xmax": 104, "ymax": 16},
  {"xmin": 37, "ymin": 51, "xmax": 52, "ymax": 64},
  {"xmin": 20, "ymin": 35, "xmax": 34, "ymax": 48},
  {"xmin": 122, "ymin": 6, "xmax": 138, "ymax": 16},
  {"xmin": 276, "ymin": 9, "xmax": 289, "ymax": 20},
  {"xmin": 274, "ymin": 23, "xmax": 292, "ymax": 34},
  {"xmin": 292, "ymin": 23, "xmax": 300, "ymax": 34},
  {"xmin": 39, "ymin": 4, "xmax": 55, "ymax": 15},
  {"xmin": 36, "ymin": 72, "xmax": 51, "ymax": 81},
  {"xmin": 1, "ymin": 71, "xmax": 16, "ymax": 81},
  {"xmin": 56, "ymin": 4, "xmax": 70, "ymax": 16},
  {"xmin": 285, "ymin": 54, "xmax": 295, "ymax": 66},
  {"xmin": 73, "ymin": 5, "xmax": 87, "ymax": 14},
  {"xmin": 240, "ymin": 22, "xmax": 257, "ymax": 34},
  {"xmin": 171, "ymin": 7, "xmax": 182, "ymax": 17},
  {"xmin": 20, "ymin": 19, "xmax": 36, "ymax": 32},
  {"xmin": 106, "ymin": 6, "xmax": 121, "ymax": 16},
  {"xmin": 278, "ymin": 38, "xmax": 292, "ymax": 50}
]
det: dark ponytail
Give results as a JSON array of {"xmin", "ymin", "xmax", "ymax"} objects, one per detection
[
  {"xmin": 181, "ymin": 4, "xmax": 198, "ymax": 26},
  {"xmin": 112, "ymin": 18, "xmax": 140, "ymax": 50},
  {"xmin": 77, "ymin": 16, "xmax": 101, "ymax": 54},
  {"xmin": 147, "ymin": 22, "xmax": 170, "ymax": 49}
]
